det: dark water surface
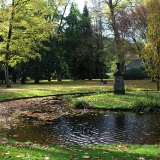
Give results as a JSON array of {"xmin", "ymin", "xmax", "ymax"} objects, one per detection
[{"xmin": 1, "ymin": 112, "xmax": 160, "ymax": 145}]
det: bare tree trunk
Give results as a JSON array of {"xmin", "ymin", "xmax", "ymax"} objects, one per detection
[
  {"xmin": 88, "ymin": 58, "xmax": 92, "ymax": 80},
  {"xmin": 5, "ymin": 0, "xmax": 15, "ymax": 88},
  {"xmin": 57, "ymin": 72, "xmax": 62, "ymax": 81},
  {"xmin": 5, "ymin": 60, "xmax": 11, "ymax": 87},
  {"xmin": 108, "ymin": 0, "xmax": 125, "ymax": 72}
]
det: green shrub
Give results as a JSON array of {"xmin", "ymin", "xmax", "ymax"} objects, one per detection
[
  {"xmin": 124, "ymin": 68, "xmax": 149, "ymax": 80},
  {"xmin": 26, "ymin": 77, "xmax": 31, "ymax": 81},
  {"xmin": 105, "ymin": 73, "xmax": 110, "ymax": 79}
]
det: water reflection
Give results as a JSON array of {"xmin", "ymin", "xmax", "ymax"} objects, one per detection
[{"xmin": 1, "ymin": 112, "xmax": 160, "ymax": 145}]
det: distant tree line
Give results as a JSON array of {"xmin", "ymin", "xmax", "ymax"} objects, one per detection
[{"xmin": 0, "ymin": 0, "xmax": 159, "ymax": 90}]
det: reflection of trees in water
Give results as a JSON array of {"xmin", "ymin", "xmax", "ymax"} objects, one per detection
[
  {"xmin": 1, "ymin": 112, "xmax": 160, "ymax": 145},
  {"xmin": 113, "ymin": 112, "xmax": 128, "ymax": 143},
  {"xmin": 114, "ymin": 112, "xmax": 126, "ymax": 130}
]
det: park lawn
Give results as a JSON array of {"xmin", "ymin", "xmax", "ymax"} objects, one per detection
[
  {"xmin": 0, "ymin": 79, "xmax": 158, "ymax": 101},
  {"xmin": 0, "ymin": 79, "xmax": 160, "ymax": 159},
  {"xmin": 0, "ymin": 140, "xmax": 160, "ymax": 160},
  {"xmin": 0, "ymin": 79, "xmax": 159, "ymax": 110},
  {"xmin": 0, "ymin": 80, "xmax": 111, "ymax": 101}
]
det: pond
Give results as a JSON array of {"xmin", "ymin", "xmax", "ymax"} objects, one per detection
[{"xmin": 0, "ymin": 111, "xmax": 160, "ymax": 145}]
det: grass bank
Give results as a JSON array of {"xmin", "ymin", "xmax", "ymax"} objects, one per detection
[
  {"xmin": 0, "ymin": 140, "xmax": 160, "ymax": 160},
  {"xmin": 72, "ymin": 91, "xmax": 160, "ymax": 112},
  {"xmin": 0, "ymin": 79, "xmax": 159, "ymax": 111}
]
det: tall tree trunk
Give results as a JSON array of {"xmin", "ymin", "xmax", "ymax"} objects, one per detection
[
  {"xmin": 34, "ymin": 66, "xmax": 39, "ymax": 84},
  {"xmin": 57, "ymin": 72, "xmax": 62, "ymax": 81},
  {"xmin": 108, "ymin": 0, "xmax": 125, "ymax": 72},
  {"xmin": 34, "ymin": 78, "xmax": 39, "ymax": 84},
  {"xmin": 88, "ymin": 57, "xmax": 92, "ymax": 80},
  {"xmin": 5, "ymin": 36, "xmax": 11, "ymax": 88},
  {"xmin": 5, "ymin": 0, "xmax": 15, "ymax": 88},
  {"xmin": 11, "ymin": 69, "xmax": 17, "ymax": 83},
  {"xmin": 5, "ymin": 60, "xmax": 11, "ymax": 87},
  {"xmin": 99, "ymin": 66, "xmax": 103, "ymax": 82}
]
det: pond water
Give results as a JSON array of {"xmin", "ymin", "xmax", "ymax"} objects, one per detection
[{"xmin": 1, "ymin": 111, "xmax": 160, "ymax": 145}]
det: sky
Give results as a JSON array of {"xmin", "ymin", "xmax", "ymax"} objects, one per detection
[
  {"xmin": 5, "ymin": 0, "xmax": 87, "ymax": 12},
  {"xmin": 5, "ymin": 0, "xmax": 90, "ymax": 15},
  {"xmin": 74, "ymin": 0, "xmax": 86, "ymax": 11}
]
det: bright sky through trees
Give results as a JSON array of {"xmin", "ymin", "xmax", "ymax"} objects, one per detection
[
  {"xmin": 74, "ymin": 0, "xmax": 86, "ymax": 11},
  {"xmin": 5, "ymin": 0, "xmax": 86, "ymax": 11}
]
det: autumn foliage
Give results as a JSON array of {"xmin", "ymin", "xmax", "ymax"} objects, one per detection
[{"xmin": 142, "ymin": 0, "xmax": 160, "ymax": 90}]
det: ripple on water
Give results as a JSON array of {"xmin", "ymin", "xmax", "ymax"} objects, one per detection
[{"xmin": 0, "ymin": 112, "xmax": 160, "ymax": 145}]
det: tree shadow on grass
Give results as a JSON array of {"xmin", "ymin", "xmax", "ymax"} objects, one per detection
[{"xmin": 3, "ymin": 143, "xmax": 158, "ymax": 160}]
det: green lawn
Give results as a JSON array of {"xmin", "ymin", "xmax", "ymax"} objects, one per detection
[
  {"xmin": 0, "ymin": 79, "xmax": 160, "ymax": 159},
  {"xmin": 0, "ymin": 79, "xmax": 159, "ymax": 110},
  {"xmin": 0, "ymin": 140, "xmax": 160, "ymax": 160}
]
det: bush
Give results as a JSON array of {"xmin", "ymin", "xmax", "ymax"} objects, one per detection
[
  {"xmin": 124, "ymin": 68, "xmax": 149, "ymax": 80},
  {"xmin": 105, "ymin": 73, "xmax": 110, "ymax": 79}
]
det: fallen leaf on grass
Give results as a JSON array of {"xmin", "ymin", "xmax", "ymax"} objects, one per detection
[
  {"xmin": 4, "ymin": 152, "xmax": 10, "ymax": 155},
  {"xmin": 103, "ymin": 151, "xmax": 109, "ymax": 154},
  {"xmin": 113, "ymin": 145, "xmax": 126, "ymax": 150},
  {"xmin": 0, "ymin": 140, "xmax": 7, "ymax": 145},
  {"xmin": 112, "ymin": 156, "xmax": 118, "ymax": 160},
  {"xmin": 139, "ymin": 157, "xmax": 145, "ymax": 160},
  {"xmin": 25, "ymin": 153, "xmax": 30, "ymax": 158},
  {"xmin": 16, "ymin": 155, "xmax": 22, "ymax": 158},
  {"xmin": 125, "ymin": 143, "xmax": 129, "ymax": 147},
  {"xmin": 82, "ymin": 155, "xmax": 90, "ymax": 159}
]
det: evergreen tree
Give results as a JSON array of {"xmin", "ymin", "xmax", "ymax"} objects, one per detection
[
  {"xmin": 79, "ymin": 4, "xmax": 93, "ymax": 80},
  {"xmin": 64, "ymin": 3, "xmax": 82, "ymax": 79}
]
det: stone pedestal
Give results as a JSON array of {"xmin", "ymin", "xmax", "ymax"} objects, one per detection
[{"xmin": 113, "ymin": 63, "xmax": 125, "ymax": 94}]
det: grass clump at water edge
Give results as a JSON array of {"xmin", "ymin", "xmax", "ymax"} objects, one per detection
[{"xmin": 71, "ymin": 91, "xmax": 160, "ymax": 112}]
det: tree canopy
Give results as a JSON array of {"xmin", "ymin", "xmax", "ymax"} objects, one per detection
[
  {"xmin": 0, "ymin": 0, "xmax": 159, "ymax": 90},
  {"xmin": 141, "ymin": 0, "xmax": 160, "ymax": 90}
]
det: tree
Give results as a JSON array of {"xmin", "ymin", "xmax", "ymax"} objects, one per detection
[
  {"xmin": 45, "ymin": 0, "xmax": 70, "ymax": 81},
  {"xmin": 91, "ymin": 0, "xmax": 116, "ymax": 79},
  {"xmin": 92, "ymin": 0, "xmax": 132, "ymax": 72},
  {"xmin": 78, "ymin": 4, "xmax": 94, "ymax": 80},
  {"xmin": 0, "ymin": 0, "xmax": 53, "ymax": 87},
  {"xmin": 142, "ymin": 0, "xmax": 160, "ymax": 91},
  {"xmin": 64, "ymin": 3, "xmax": 83, "ymax": 79},
  {"xmin": 103, "ymin": 0, "xmax": 124, "ymax": 72},
  {"xmin": 116, "ymin": 3, "xmax": 147, "ymax": 54}
]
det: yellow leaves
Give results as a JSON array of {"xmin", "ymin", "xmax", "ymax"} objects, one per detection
[
  {"xmin": 112, "ymin": 144, "xmax": 129, "ymax": 151},
  {"xmin": 142, "ymin": 0, "xmax": 160, "ymax": 79},
  {"xmin": 0, "ymin": 0, "xmax": 56, "ymax": 66}
]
